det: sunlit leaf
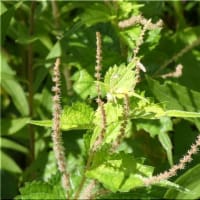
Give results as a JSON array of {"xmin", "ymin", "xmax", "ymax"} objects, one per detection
[
  {"xmin": 104, "ymin": 63, "xmax": 136, "ymax": 100},
  {"xmin": 31, "ymin": 102, "xmax": 94, "ymax": 131},
  {"xmin": 86, "ymin": 151, "xmax": 153, "ymax": 192}
]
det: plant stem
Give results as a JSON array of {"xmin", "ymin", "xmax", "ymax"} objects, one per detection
[
  {"xmin": 28, "ymin": 1, "xmax": 36, "ymax": 162},
  {"xmin": 74, "ymin": 151, "xmax": 94, "ymax": 199}
]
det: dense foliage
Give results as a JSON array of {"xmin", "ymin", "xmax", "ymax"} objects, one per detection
[{"xmin": 1, "ymin": 1, "xmax": 200, "ymax": 199}]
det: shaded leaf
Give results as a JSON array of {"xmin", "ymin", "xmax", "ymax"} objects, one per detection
[
  {"xmin": 0, "ymin": 54, "xmax": 29, "ymax": 116},
  {"xmin": 1, "ymin": 118, "xmax": 30, "ymax": 135},
  {"xmin": 0, "ymin": 138, "xmax": 28, "ymax": 154},
  {"xmin": 0, "ymin": 151, "xmax": 22, "ymax": 173}
]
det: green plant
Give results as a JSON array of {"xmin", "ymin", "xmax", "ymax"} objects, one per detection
[
  {"xmin": 1, "ymin": 1, "xmax": 200, "ymax": 199},
  {"xmin": 19, "ymin": 30, "xmax": 200, "ymax": 200}
]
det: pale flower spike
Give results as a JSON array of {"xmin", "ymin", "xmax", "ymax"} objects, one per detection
[
  {"xmin": 52, "ymin": 58, "xmax": 71, "ymax": 199},
  {"xmin": 143, "ymin": 134, "xmax": 200, "ymax": 186}
]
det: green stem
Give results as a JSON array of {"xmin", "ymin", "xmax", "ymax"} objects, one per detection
[
  {"xmin": 28, "ymin": 1, "xmax": 36, "ymax": 162},
  {"xmin": 74, "ymin": 151, "xmax": 94, "ymax": 199}
]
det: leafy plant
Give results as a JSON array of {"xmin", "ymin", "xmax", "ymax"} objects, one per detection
[{"xmin": 1, "ymin": 1, "xmax": 200, "ymax": 200}]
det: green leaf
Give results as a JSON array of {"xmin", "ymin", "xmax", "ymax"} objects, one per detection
[
  {"xmin": 0, "ymin": 6, "xmax": 14, "ymax": 45},
  {"xmin": 0, "ymin": 151, "xmax": 22, "ymax": 173},
  {"xmin": 146, "ymin": 77, "xmax": 200, "ymax": 129},
  {"xmin": 86, "ymin": 152, "xmax": 153, "ymax": 192},
  {"xmin": 30, "ymin": 120, "xmax": 52, "ymax": 128},
  {"xmin": 15, "ymin": 179, "xmax": 65, "ymax": 200},
  {"xmin": 1, "ymin": 118, "xmax": 30, "ymax": 135},
  {"xmin": 164, "ymin": 164, "xmax": 200, "ymax": 199},
  {"xmin": 135, "ymin": 117, "xmax": 173, "ymax": 138},
  {"xmin": 71, "ymin": 69, "xmax": 96, "ymax": 99},
  {"xmin": 135, "ymin": 116, "xmax": 173, "ymax": 165},
  {"xmin": 0, "ymin": 138, "xmax": 28, "ymax": 154},
  {"xmin": 90, "ymin": 102, "xmax": 131, "ymax": 149},
  {"xmin": 31, "ymin": 102, "xmax": 94, "ymax": 131},
  {"xmin": 104, "ymin": 63, "xmax": 136, "ymax": 100},
  {"xmin": 80, "ymin": 3, "xmax": 114, "ymax": 27},
  {"xmin": 61, "ymin": 102, "xmax": 94, "ymax": 130},
  {"xmin": 158, "ymin": 132, "xmax": 173, "ymax": 166},
  {"xmin": 45, "ymin": 41, "xmax": 62, "ymax": 68},
  {"xmin": 0, "ymin": 54, "xmax": 29, "ymax": 116},
  {"xmin": 164, "ymin": 110, "xmax": 200, "ymax": 118}
]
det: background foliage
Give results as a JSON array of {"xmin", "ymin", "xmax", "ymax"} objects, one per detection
[{"xmin": 1, "ymin": 1, "xmax": 200, "ymax": 199}]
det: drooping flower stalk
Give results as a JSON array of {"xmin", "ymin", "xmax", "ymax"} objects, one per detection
[
  {"xmin": 118, "ymin": 15, "xmax": 163, "ymax": 30},
  {"xmin": 143, "ymin": 134, "xmax": 200, "ymax": 186},
  {"xmin": 52, "ymin": 58, "xmax": 70, "ymax": 199}
]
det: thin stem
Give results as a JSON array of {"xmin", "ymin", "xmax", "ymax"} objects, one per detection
[
  {"xmin": 28, "ymin": 1, "xmax": 36, "ymax": 162},
  {"xmin": 51, "ymin": 1, "xmax": 73, "ymax": 96},
  {"xmin": 155, "ymin": 37, "xmax": 200, "ymax": 75},
  {"xmin": 74, "ymin": 151, "xmax": 95, "ymax": 199},
  {"xmin": 51, "ymin": 0, "xmax": 59, "ymax": 29}
]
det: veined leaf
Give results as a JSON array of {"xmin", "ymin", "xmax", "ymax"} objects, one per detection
[
  {"xmin": 104, "ymin": 63, "xmax": 136, "ymax": 100},
  {"xmin": 86, "ymin": 152, "xmax": 153, "ymax": 192},
  {"xmin": 146, "ymin": 77, "xmax": 200, "ymax": 129},
  {"xmin": 61, "ymin": 102, "xmax": 94, "ymax": 130},
  {"xmin": 30, "ymin": 102, "xmax": 94, "ymax": 131},
  {"xmin": 90, "ymin": 102, "xmax": 131, "ymax": 149},
  {"xmin": 80, "ymin": 3, "xmax": 114, "ymax": 27},
  {"xmin": 15, "ymin": 178, "xmax": 65, "ymax": 200}
]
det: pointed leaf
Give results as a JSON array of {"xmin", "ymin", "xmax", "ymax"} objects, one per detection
[{"xmin": 104, "ymin": 63, "xmax": 136, "ymax": 100}]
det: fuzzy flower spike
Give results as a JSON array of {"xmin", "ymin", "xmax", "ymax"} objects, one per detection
[{"xmin": 52, "ymin": 58, "xmax": 70, "ymax": 199}]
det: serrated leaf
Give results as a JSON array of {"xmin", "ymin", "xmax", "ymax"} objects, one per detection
[
  {"xmin": 15, "ymin": 179, "xmax": 65, "ymax": 200},
  {"xmin": 164, "ymin": 164, "xmax": 200, "ymax": 199},
  {"xmin": 61, "ymin": 102, "xmax": 94, "ymax": 130},
  {"xmin": 146, "ymin": 77, "xmax": 200, "ymax": 129},
  {"xmin": 104, "ymin": 63, "xmax": 136, "ymax": 100},
  {"xmin": 30, "ymin": 102, "xmax": 94, "ymax": 131},
  {"xmin": 86, "ymin": 152, "xmax": 153, "ymax": 192},
  {"xmin": 71, "ymin": 69, "xmax": 96, "ymax": 99},
  {"xmin": 90, "ymin": 102, "xmax": 131, "ymax": 149}
]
